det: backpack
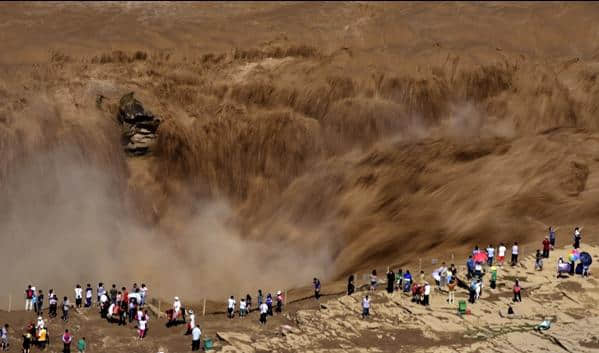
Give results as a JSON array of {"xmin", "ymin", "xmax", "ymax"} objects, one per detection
[
  {"xmin": 26, "ymin": 289, "xmax": 33, "ymax": 299},
  {"xmin": 514, "ymin": 285, "xmax": 521, "ymax": 293}
]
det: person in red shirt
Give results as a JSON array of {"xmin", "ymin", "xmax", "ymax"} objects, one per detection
[{"xmin": 542, "ymin": 236, "xmax": 551, "ymax": 258}]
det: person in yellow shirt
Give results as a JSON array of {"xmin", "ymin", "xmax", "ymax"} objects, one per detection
[{"xmin": 37, "ymin": 328, "xmax": 47, "ymax": 350}]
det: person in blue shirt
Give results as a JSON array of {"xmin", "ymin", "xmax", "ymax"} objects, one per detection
[
  {"xmin": 548, "ymin": 226, "xmax": 557, "ymax": 250},
  {"xmin": 467, "ymin": 255, "xmax": 475, "ymax": 279},
  {"xmin": 403, "ymin": 271, "xmax": 412, "ymax": 292}
]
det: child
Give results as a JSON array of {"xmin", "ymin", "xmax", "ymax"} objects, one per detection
[
  {"xmin": 447, "ymin": 278, "xmax": 456, "ymax": 304},
  {"xmin": 513, "ymin": 280, "xmax": 522, "ymax": 302},
  {"xmin": 138, "ymin": 317, "xmax": 147, "ymax": 340},
  {"xmin": 77, "ymin": 337, "xmax": 86, "ymax": 353},
  {"xmin": 535, "ymin": 250, "xmax": 543, "ymax": 271},
  {"xmin": 490, "ymin": 265, "xmax": 497, "ymax": 289}
]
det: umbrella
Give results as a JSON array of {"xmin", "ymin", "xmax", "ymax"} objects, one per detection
[
  {"xmin": 568, "ymin": 249, "xmax": 580, "ymax": 262},
  {"xmin": 473, "ymin": 252, "xmax": 488, "ymax": 263},
  {"xmin": 580, "ymin": 252, "xmax": 593, "ymax": 266}
]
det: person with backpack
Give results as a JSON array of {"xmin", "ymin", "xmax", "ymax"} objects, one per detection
[
  {"xmin": 25, "ymin": 286, "xmax": 34, "ymax": 311},
  {"xmin": 84, "ymin": 284, "xmax": 93, "ymax": 308},
  {"xmin": 513, "ymin": 280, "xmax": 522, "ymax": 302},
  {"xmin": 62, "ymin": 297, "xmax": 70, "ymax": 322},
  {"xmin": 62, "ymin": 329, "xmax": 73, "ymax": 353},
  {"xmin": 49, "ymin": 290, "xmax": 58, "ymax": 318}
]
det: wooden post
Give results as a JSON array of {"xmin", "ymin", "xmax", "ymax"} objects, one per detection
[
  {"xmin": 451, "ymin": 253, "xmax": 454, "ymax": 262},
  {"xmin": 284, "ymin": 290, "xmax": 288, "ymax": 306},
  {"xmin": 158, "ymin": 299, "xmax": 161, "ymax": 313},
  {"xmin": 8, "ymin": 294, "xmax": 11, "ymax": 313},
  {"xmin": 202, "ymin": 298, "xmax": 206, "ymax": 317}
]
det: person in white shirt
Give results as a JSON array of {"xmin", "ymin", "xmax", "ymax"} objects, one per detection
[
  {"xmin": 107, "ymin": 303, "xmax": 115, "ymax": 321},
  {"xmin": 74, "ymin": 284, "xmax": 83, "ymax": 308},
  {"xmin": 140, "ymin": 284, "xmax": 148, "ymax": 306},
  {"xmin": 259, "ymin": 302, "xmax": 268, "ymax": 325},
  {"xmin": 171, "ymin": 297, "xmax": 182, "ymax": 322},
  {"xmin": 486, "ymin": 245, "xmax": 495, "ymax": 266},
  {"xmin": 36, "ymin": 316, "xmax": 45, "ymax": 330},
  {"xmin": 191, "ymin": 325, "xmax": 202, "ymax": 351},
  {"xmin": 186, "ymin": 310, "xmax": 195, "ymax": 335},
  {"xmin": 423, "ymin": 282, "xmax": 431, "ymax": 306},
  {"xmin": 239, "ymin": 298, "xmax": 247, "ymax": 318},
  {"xmin": 100, "ymin": 294, "xmax": 109, "ymax": 318},
  {"xmin": 511, "ymin": 242, "xmax": 519, "ymax": 266},
  {"xmin": 138, "ymin": 317, "xmax": 147, "ymax": 340},
  {"xmin": 227, "ymin": 296, "xmax": 236, "ymax": 319},
  {"xmin": 97, "ymin": 283, "xmax": 105, "ymax": 304},
  {"xmin": 85, "ymin": 284, "xmax": 93, "ymax": 308},
  {"xmin": 498, "ymin": 243, "xmax": 507, "ymax": 267},
  {"xmin": 362, "ymin": 295, "xmax": 371, "ymax": 319}
]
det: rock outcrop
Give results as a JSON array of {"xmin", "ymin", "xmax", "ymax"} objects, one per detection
[{"xmin": 117, "ymin": 92, "xmax": 161, "ymax": 155}]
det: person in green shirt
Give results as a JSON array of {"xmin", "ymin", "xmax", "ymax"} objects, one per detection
[
  {"xmin": 490, "ymin": 266, "xmax": 497, "ymax": 289},
  {"xmin": 77, "ymin": 337, "xmax": 86, "ymax": 353}
]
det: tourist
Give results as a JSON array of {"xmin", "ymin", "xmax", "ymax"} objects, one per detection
[
  {"xmin": 227, "ymin": 296, "xmax": 236, "ymax": 319},
  {"xmin": 36, "ymin": 290, "xmax": 44, "ymax": 316},
  {"xmin": 1, "ymin": 324, "xmax": 8, "ymax": 352},
  {"xmin": 469, "ymin": 279, "xmax": 477, "ymax": 304},
  {"xmin": 347, "ymin": 274, "xmax": 355, "ymax": 296},
  {"xmin": 370, "ymin": 270, "xmax": 378, "ymax": 292},
  {"xmin": 257, "ymin": 290, "xmax": 263, "ymax": 306},
  {"xmin": 62, "ymin": 329, "xmax": 73, "ymax": 353},
  {"xmin": 25, "ymin": 285, "xmax": 34, "ymax": 312},
  {"xmin": 240, "ymin": 298, "xmax": 248, "ymax": 317},
  {"xmin": 77, "ymin": 337, "xmax": 86, "ymax": 353},
  {"xmin": 361, "ymin": 295, "xmax": 370, "ymax": 319},
  {"xmin": 246, "ymin": 294, "xmax": 252, "ymax": 313},
  {"xmin": 85, "ymin": 284, "xmax": 93, "ymax": 308},
  {"xmin": 138, "ymin": 316, "xmax": 147, "ymax": 340},
  {"xmin": 573, "ymin": 227, "xmax": 582, "ymax": 249},
  {"xmin": 140, "ymin": 284, "xmax": 148, "ymax": 307},
  {"xmin": 542, "ymin": 236, "xmax": 550, "ymax": 258},
  {"xmin": 49, "ymin": 290, "xmax": 58, "ymax": 318},
  {"xmin": 440, "ymin": 262, "xmax": 448, "ymax": 289},
  {"xmin": 447, "ymin": 278, "xmax": 456, "ymax": 304},
  {"xmin": 466, "ymin": 256, "xmax": 475, "ymax": 279},
  {"xmin": 489, "ymin": 265, "xmax": 497, "ymax": 289},
  {"xmin": 109, "ymin": 285, "xmax": 118, "ymax": 304},
  {"xmin": 386, "ymin": 269, "xmax": 395, "ymax": 293},
  {"xmin": 186, "ymin": 310, "xmax": 195, "ymax": 335},
  {"xmin": 100, "ymin": 292, "xmax": 109, "ymax": 319},
  {"xmin": 513, "ymin": 280, "xmax": 522, "ymax": 302},
  {"xmin": 549, "ymin": 226, "xmax": 557, "ymax": 250},
  {"xmin": 486, "ymin": 244, "xmax": 495, "ymax": 266},
  {"xmin": 259, "ymin": 302, "xmax": 268, "ymax": 325},
  {"xmin": 275, "ymin": 291, "xmax": 283, "ymax": 314},
  {"xmin": 535, "ymin": 250, "xmax": 543, "ymax": 271},
  {"xmin": 423, "ymin": 282, "xmax": 431, "ymax": 306},
  {"xmin": 266, "ymin": 294, "xmax": 273, "ymax": 316},
  {"xmin": 62, "ymin": 296, "xmax": 70, "ymax": 322},
  {"xmin": 191, "ymin": 325, "xmax": 202, "ymax": 351},
  {"xmin": 313, "ymin": 278, "xmax": 321, "ymax": 299},
  {"xmin": 403, "ymin": 270, "xmax": 412, "ymax": 292},
  {"xmin": 37, "ymin": 327, "xmax": 47, "ymax": 350},
  {"xmin": 395, "ymin": 269, "xmax": 403, "ymax": 291},
  {"xmin": 75, "ymin": 285, "xmax": 83, "ymax": 308},
  {"xmin": 511, "ymin": 242, "xmax": 519, "ymax": 266},
  {"xmin": 498, "ymin": 243, "xmax": 507, "ymax": 267},
  {"xmin": 97, "ymin": 283, "xmax": 105, "ymax": 304},
  {"xmin": 22, "ymin": 332, "xmax": 32, "ymax": 353},
  {"xmin": 172, "ymin": 297, "xmax": 182, "ymax": 322}
]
